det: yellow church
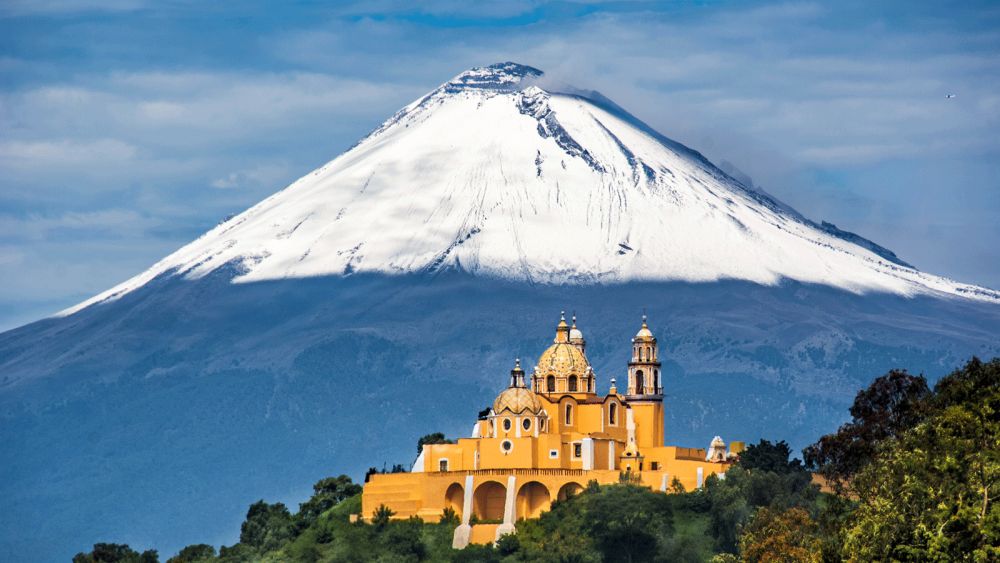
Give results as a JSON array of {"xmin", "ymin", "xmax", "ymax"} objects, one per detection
[{"xmin": 362, "ymin": 313, "xmax": 742, "ymax": 547}]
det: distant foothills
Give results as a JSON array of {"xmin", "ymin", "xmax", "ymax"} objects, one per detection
[{"xmin": 73, "ymin": 357, "xmax": 999, "ymax": 563}]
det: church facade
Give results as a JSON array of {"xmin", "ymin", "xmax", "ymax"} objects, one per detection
[{"xmin": 362, "ymin": 313, "xmax": 742, "ymax": 547}]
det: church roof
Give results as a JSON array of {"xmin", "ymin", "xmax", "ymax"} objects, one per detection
[
  {"xmin": 537, "ymin": 342, "xmax": 589, "ymax": 377},
  {"xmin": 493, "ymin": 386, "xmax": 544, "ymax": 415}
]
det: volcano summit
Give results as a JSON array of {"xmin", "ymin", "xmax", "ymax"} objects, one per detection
[
  {"xmin": 2, "ymin": 63, "xmax": 998, "ymax": 561},
  {"xmin": 65, "ymin": 62, "xmax": 996, "ymax": 315}
]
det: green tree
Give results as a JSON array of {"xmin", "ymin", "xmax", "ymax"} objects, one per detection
[
  {"xmin": 704, "ymin": 470, "xmax": 752, "ymax": 553},
  {"xmin": 739, "ymin": 439, "xmax": 804, "ymax": 474},
  {"xmin": 378, "ymin": 517, "xmax": 426, "ymax": 560},
  {"xmin": 372, "ymin": 504, "xmax": 394, "ymax": 528},
  {"xmin": 296, "ymin": 475, "xmax": 363, "ymax": 528},
  {"xmin": 495, "ymin": 532, "xmax": 520, "ymax": 556},
  {"xmin": 516, "ymin": 483, "xmax": 672, "ymax": 562},
  {"xmin": 239, "ymin": 500, "xmax": 294, "ymax": 553},
  {"xmin": 739, "ymin": 507, "xmax": 822, "ymax": 563},
  {"xmin": 165, "ymin": 544, "xmax": 214, "ymax": 563},
  {"xmin": 416, "ymin": 432, "xmax": 453, "ymax": 454},
  {"xmin": 439, "ymin": 506, "xmax": 459, "ymax": 525},
  {"xmin": 842, "ymin": 358, "xmax": 1000, "ymax": 561},
  {"xmin": 803, "ymin": 368, "xmax": 930, "ymax": 495},
  {"xmin": 73, "ymin": 544, "xmax": 158, "ymax": 563},
  {"xmin": 669, "ymin": 476, "xmax": 686, "ymax": 494}
]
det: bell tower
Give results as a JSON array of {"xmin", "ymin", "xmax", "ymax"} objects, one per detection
[
  {"xmin": 627, "ymin": 315, "xmax": 662, "ymax": 397},
  {"xmin": 625, "ymin": 315, "xmax": 664, "ymax": 449}
]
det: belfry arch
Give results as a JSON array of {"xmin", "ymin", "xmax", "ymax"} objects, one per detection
[
  {"xmin": 445, "ymin": 482, "xmax": 464, "ymax": 520},
  {"xmin": 473, "ymin": 481, "xmax": 506, "ymax": 520},
  {"xmin": 516, "ymin": 481, "xmax": 551, "ymax": 519}
]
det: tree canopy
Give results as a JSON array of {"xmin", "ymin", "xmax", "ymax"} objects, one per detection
[{"xmin": 73, "ymin": 358, "xmax": 999, "ymax": 563}]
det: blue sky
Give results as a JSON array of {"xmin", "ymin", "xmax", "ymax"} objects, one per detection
[{"xmin": 1, "ymin": 0, "xmax": 998, "ymax": 331}]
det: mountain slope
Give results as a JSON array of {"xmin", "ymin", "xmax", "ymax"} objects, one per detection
[
  {"xmin": 1, "ymin": 63, "xmax": 998, "ymax": 562},
  {"xmin": 62, "ymin": 62, "xmax": 997, "ymax": 320}
]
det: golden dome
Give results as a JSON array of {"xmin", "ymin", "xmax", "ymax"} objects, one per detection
[
  {"xmin": 537, "ymin": 342, "xmax": 589, "ymax": 377},
  {"xmin": 493, "ymin": 386, "xmax": 543, "ymax": 415},
  {"xmin": 635, "ymin": 315, "xmax": 654, "ymax": 340}
]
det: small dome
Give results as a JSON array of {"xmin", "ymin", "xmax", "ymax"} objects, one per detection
[
  {"xmin": 635, "ymin": 315, "xmax": 654, "ymax": 340},
  {"xmin": 569, "ymin": 314, "xmax": 584, "ymax": 341},
  {"xmin": 710, "ymin": 436, "xmax": 725, "ymax": 448},
  {"xmin": 493, "ymin": 386, "xmax": 543, "ymax": 415}
]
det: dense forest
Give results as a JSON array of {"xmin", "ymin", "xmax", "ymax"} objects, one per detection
[{"xmin": 74, "ymin": 358, "xmax": 999, "ymax": 562}]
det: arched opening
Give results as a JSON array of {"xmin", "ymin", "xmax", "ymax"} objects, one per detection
[
  {"xmin": 473, "ymin": 481, "xmax": 506, "ymax": 521},
  {"xmin": 516, "ymin": 481, "xmax": 551, "ymax": 519},
  {"xmin": 635, "ymin": 370, "xmax": 644, "ymax": 394},
  {"xmin": 609, "ymin": 403, "xmax": 618, "ymax": 425},
  {"xmin": 654, "ymin": 369, "xmax": 660, "ymax": 391},
  {"xmin": 556, "ymin": 482, "xmax": 584, "ymax": 501},
  {"xmin": 445, "ymin": 482, "xmax": 464, "ymax": 520},
  {"xmin": 568, "ymin": 375, "xmax": 578, "ymax": 392},
  {"xmin": 564, "ymin": 403, "xmax": 573, "ymax": 425},
  {"xmin": 546, "ymin": 375, "xmax": 556, "ymax": 392},
  {"xmin": 639, "ymin": 347, "xmax": 645, "ymax": 361},
  {"xmin": 647, "ymin": 346, "xmax": 652, "ymax": 360}
]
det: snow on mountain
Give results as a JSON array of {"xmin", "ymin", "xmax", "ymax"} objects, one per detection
[{"xmin": 63, "ymin": 61, "xmax": 999, "ymax": 316}]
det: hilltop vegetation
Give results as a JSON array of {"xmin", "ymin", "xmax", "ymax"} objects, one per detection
[{"xmin": 74, "ymin": 358, "xmax": 999, "ymax": 562}]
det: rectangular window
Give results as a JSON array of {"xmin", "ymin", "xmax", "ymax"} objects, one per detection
[
  {"xmin": 573, "ymin": 443, "xmax": 582, "ymax": 458},
  {"xmin": 439, "ymin": 459, "xmax": 448, "ymax": 472},
  {"xmin": 650, "ymin": 462, "xmax": 660, "ymax": 470},
  {"xmin": 549, "ymin": 449, "xmax": 559, "ymax": 459}
]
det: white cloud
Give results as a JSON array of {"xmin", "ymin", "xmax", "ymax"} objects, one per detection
[
  {"xmin": 210, "ymin": 164, "xmax": 293, "ymax": 190},
  {"xmin": 0, "ymin": 139, "xmax": 137, "ymax": 167},
  {"xmin": 0, "ymin": 209, "xmax": 155, "ymax": 241}
]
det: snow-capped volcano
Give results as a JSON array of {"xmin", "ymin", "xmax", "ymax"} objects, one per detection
[
  {"xmin": 64, "ymin": 62, "xmax": 997, "ymax": 314},
  {"xmin": 5, "ymin": 62, "xmax": 1000, "ymax": 563}
]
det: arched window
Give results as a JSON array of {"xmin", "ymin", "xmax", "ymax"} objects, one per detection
[
  {"xmin": 654, "ymin": 369, "xmax": 660, "ymax": 391},
  {"xmin": 564, "ymin": 404, "xmax": 573, "ymax": 425},
  {"xmin": 546, "ymin": 375, "xmax": 556, "ymax": 392},
  {"xmin": 635, "ymin": 370, "xmax": 645, "ymax": 394},
  {"xmin": 639, "ymin": 348, "xmax": 645, "ymax": 361},
  {"xmin": 647, "ymin": 346, "xmax": 652, "ymax": 360},
  {"xmin": 609, "ymin": 403, "xmax": 617, "ymax": 425},
  {"xmin": 568, "ymin": 375, "xmax": 578, "ymax": 392}
]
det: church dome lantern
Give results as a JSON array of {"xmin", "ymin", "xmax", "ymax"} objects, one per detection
[
  {"xmin": 532, "ymin": 312, "xmax": 596, "ymax": 395},
  {"xmin": 493, "ymin": 358, "xmax": 544, "ymax": 415}
]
